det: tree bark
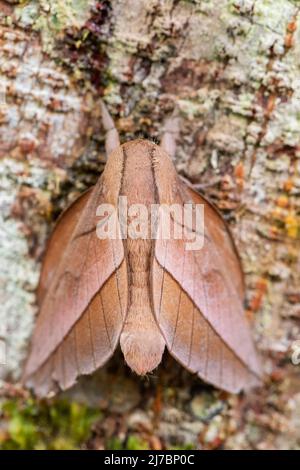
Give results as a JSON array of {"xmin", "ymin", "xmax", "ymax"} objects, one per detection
[{"xmin": 0, "ymin": 0, "xmax": 300, "ymax": 449}]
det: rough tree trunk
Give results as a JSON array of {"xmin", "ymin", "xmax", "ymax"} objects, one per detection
[{"xmin": 0, "ymin": 0, "xmax": 300, "ymax": 450}]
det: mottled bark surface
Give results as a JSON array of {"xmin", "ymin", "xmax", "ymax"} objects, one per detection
[{"xmin": 0, "ymin": 0, "xmax": 300, "ymax": 450}]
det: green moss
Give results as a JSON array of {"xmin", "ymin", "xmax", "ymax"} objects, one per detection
[
  {"xmin": 0, "ymin": 397, "xmax": 101, "ymax": 450},
  {"xmin": 126, "ymin": 435, "xmax": 149, "ymax": 451},
  {"xmin": 106, "ymin": 436, "xmax": 124, "ymax": 450},
  {"xmin": 106, "ymin": 435, "xmax": 150, "ymax": 451}
]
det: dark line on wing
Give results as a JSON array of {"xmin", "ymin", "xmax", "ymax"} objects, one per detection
[
  {"xmin": 219, "ymin": 343, "xmax": 223, "ymax": 388},
  {"xmin": 171, "ymin": 248, "xmax": 185, "ymax": 350},
  {"xmin": 74, "ymin": 322, "xmax": 81, "ymax": 374},
  {"xmin": 114, "ymin": 145, "xmax": 127, "ymax": 320},
  {"xmin": 99, "ymin": 290, "xmax": 112, "ymax": 351},
  {"xmin": 157, "ymin": 242, "xmax": 167, "ymax": 322},
  {"xmin": 92, "ymin": 233, "xmax": 112, "ymax": 351},
  {"xmin": 65, "ymin": 325, "xmax": 80, "ymax": 381},
  {"xmin": 84, "ymin": 243, "xmax": 97, "ymax": 369},
  {"xmin": 148, "ymin": 145, "xmax": 164, "ymax": 322},
  {"xmin": 187, "ymin": 257, "xmax": 196, "ymax": 368},
  {"xmin": 73, "ymin": 225, "xmax": 97, "ymax": 241},
  {"xmin": 87, "ymin": 306, "xmax": 97, "ymax": 369},
  {"xmin": 204, "ymin": 323, "xmax": 209, "ymax": 379},
  {"xmin": 70, "ymin": 329, "xmax": 80, "ymax": 381}
]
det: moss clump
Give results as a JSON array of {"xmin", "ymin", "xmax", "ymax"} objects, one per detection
[
  {"xmin": 126, "ymin": 435, "xmax": 149, "ymax": 450},
  {"xmin": 106, "ymin": 435, "xmax": 150, "ymax": 451},
  {"xmin": 106, "ymin": 436, "xmax": 124, "ymax": 450},
  {"xmin": 0, "ymin": 397, "xmax": 101, "ymax": 450}
]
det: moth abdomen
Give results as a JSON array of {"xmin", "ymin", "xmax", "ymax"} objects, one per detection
[
  {"xmin": 120, "ymin": 235, "xmax": 165, "ymax": 375},
  {"xmin": 120, "ymin": 308, "xmax": 165, "ymax": 376}
]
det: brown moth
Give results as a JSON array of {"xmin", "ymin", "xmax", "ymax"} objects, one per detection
[{"xmin": 23, "ymin": 102, "xmax": 262, "ymax": 396}]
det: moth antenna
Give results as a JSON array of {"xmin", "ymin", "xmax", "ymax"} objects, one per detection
[
  {"xmin": 160, "ymin": 111, "xmax": 180, "ymax": 161},
  {"xmin": 100, "ymin": 99, "xmax": 121, "ymax": 158}
]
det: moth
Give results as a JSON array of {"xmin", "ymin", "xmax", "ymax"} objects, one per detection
[{"xmin": 23, "ymin": 102, "xmax": 262, "ymax": 396}]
